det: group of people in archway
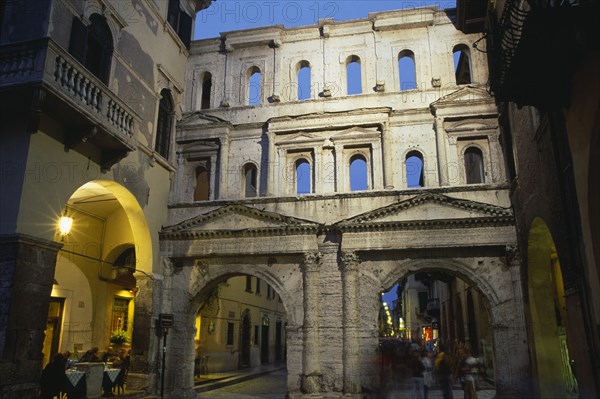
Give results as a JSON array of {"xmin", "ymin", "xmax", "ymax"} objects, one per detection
[
  {"xmin": 38, "ymin": 347, "xmax": 130, "ymax": 399},
  {"xmin": 380, "ymin": 339, "xmax": 482, "ymax": 399}
]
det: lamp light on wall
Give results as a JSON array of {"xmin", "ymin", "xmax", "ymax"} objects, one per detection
[{"xmin": 59, "ymin": 210, "xmax": 73, "ymax": 237}]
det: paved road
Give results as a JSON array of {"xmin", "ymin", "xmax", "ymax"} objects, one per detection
[
  {"xmin": 196, "ymin": 369, "xmax": 287, "ymax": 399},
  {"xmin": 195, "ymin": 370, "xmax": 496, "ymax": 399}
]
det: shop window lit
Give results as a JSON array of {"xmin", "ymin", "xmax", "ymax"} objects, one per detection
[{"xmin": 111, "ymin": 298, "xmax": 130, "ymax": 332}]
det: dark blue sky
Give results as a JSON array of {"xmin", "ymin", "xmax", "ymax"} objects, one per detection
[{"xmin": 195, "ymin": 1, "xmax": 456, "ymax": 39}]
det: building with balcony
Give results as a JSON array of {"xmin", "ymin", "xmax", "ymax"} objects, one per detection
[
  {"xmin": 0, "ymin": 0, "xmax": 211, "ymax": 397},
  {"xmin": 456, "ymin": 0, "xmax": 600, "ymax": 398}
]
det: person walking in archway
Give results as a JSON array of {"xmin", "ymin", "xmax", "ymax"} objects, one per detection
[
  {"xmin": 435, "ymin": 344, "xmax": 454, "ymax": 399},
  {"xmin": 459, "ymin": 347, "xmax": 478, "ymax": 399},
  {"xmin": 410, "ymin": 350, "xmax": 425, "ymax": 399}
]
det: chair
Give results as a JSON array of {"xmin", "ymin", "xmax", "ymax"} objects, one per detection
[
  {"xmin": 113, "ymin": 367, "xmax": 128, "ymax": 397},
  {"xmin": 200, "ymin": 356, "xmax": 209, "ymax": 375}
]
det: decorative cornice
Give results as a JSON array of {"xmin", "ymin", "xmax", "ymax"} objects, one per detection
[
  {"xmin": 336, "ymin": 193, "xmax": 514, "ymax": 232},
  {"xmin": 160, "ymin": 204, "xmax": 320, "ymax": 240}
]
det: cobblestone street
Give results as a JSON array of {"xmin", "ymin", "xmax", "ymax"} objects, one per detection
[{"xmin": 195, "ymin": 370, "xmax": 496, "ymax": 399}]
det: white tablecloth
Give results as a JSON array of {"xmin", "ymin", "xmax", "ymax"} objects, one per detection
[
  {"xmin": 104, "ymin": 368, "xmax": 121, "ymax": 383},
  {"xmin": 65, "ymin": 370, "xmax": 85, "ymax": 387}
]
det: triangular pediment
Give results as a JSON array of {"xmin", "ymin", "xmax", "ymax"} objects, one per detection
[
  {"xmin": 430, "ymin": 86, "xmax": 493, "ymax": 108},
  {"xmin": 162, "ymin": 205, "xmax": 319, "ymax": 238},
  {"xmin": 178, "ymin": 112, "xmax": 232, "ymax": 128},
  {"xmin": 337, "ymin": 193, "xmax": 512, "ymax": 229},
  {"xmin": 330, "ymin": 127, "xmax": 380, "ymax": 140},
  {"xmin": 278, "ymin": 132, "xmax": 323, "ymax": 144}
]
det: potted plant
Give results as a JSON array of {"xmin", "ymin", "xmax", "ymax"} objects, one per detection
[{"xmin": 109, "ymin": 330, "xmax": 130, "ymax": 348}]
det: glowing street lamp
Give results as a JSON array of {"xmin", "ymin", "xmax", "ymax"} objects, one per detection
[{"xmin": 59, "ymin": 211, "xmax": 73, "ymax": 236}]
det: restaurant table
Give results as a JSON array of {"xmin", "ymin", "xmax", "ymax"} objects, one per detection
[
  {"xmin": 102, "ymin": 368, "xmax": 123, "ymax": 396},
  {"xmin": 64, "ymin": 370, "xmax": 86, "ymax": 399}
]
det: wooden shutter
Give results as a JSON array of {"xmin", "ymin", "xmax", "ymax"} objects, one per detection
[
  {"xmin": 167, "ymin": 0, "xmax": 179, "ymax": 30},
  {"xmin": 178, "ymin": 11, "xmax": 193, "ymax": 49},
  {"xmin": 68, "ymin": 17, "xmax": 88, "ymax": 64}
]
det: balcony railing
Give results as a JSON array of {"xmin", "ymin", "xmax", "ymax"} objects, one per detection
[
  {"xmin": 426, "ymin": 298, "xmax": 440, "ymax": 312},
  {"xmin": 0, "ymin": 38, "xmax": 137, "ymax": 169}
]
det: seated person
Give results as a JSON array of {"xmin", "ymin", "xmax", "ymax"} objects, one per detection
[
  {"xmin": 40, "ymin": 354, "xmax": 66, "ymax": 399},
  {"xmin": 80, "ymin": 347, "xmax": 100, "ymax": 362}
]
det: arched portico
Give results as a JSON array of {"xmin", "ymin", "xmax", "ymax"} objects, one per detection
[
  {"xmin": 372, "ymin": 257, "xmax": 529, "ymax": 397},
  {"xmin": 159, "ymin": 259, "xmax": 303, "ymax": 399},
  {"xmin": 159, "ymin": 195, "xmax": 528, "ymax": 399}
]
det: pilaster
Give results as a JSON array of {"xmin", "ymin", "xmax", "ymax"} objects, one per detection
[
  {"xmin": 434, "ymin": 116, "xmax": 449, "ymax": 186},
  {"xmin": 301, "ymin": 252, "xmax": 322, "ymax": 393},
  {"xmin": 340, "ymin": 251, "xmax": 361, "ymax": 394},
  {"xmin": 0, "ymin": 234, "xmax": 62, "ymax": 398}
]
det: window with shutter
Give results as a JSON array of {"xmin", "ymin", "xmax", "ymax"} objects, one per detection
[{"xmin": 68, "ymin": 14, "xmax": 113, "ymax": 84}]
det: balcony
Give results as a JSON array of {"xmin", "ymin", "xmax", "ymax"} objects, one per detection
[
  {"xmin": 0, "ymin": 38, "xmax": 137, "ymax": 171},
  {"xmin": 487, "ymin": 0, "xmax": 599, "ymax": 108}
]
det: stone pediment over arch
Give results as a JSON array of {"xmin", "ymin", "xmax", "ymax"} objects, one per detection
[
  {"xmin": 335, "ymin": 193, "xmax": 513, "ymax": 231},
  {"xmin": 178, "ymin": 112, "xmax": 232, "ymax": 128},
  {"xmin": 429, "ymin": 86, "xmax": 495, "ymax": 116},
  {"xmin": 161, "ymin": 205, "xmax": 320, "ymax": 239}
]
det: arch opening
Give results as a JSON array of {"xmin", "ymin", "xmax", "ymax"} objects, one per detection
[
  {"xmin": 527, "ymin": 218, "xmax": 578, "ymax": 398},
  {"xmin": 346, "ymin": 55, "xmax": 362, "ymax": 95},
  {"xmin": 453, "ymin": 44, "xmax": 472, "ymax": 85},
  {"xmin": 398, "ymin": 50, "xmax": 417, "ymax": 91},
  {"xmin": 349, "ymin": 154, "xmax": 368, "ymax": 191},
  {"xmin": 191, "ymin": 273, "xmax": 288, "ymax": 383},
  {"xmin": 44, "ymin": 181, "xmax": 151, "ymax": 367},
  {"xmin": 378, "ymin": 267, "xmax": 496, "ymax": 397}
]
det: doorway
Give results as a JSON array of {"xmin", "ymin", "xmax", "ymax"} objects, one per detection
[
  {"xmin": 240, "ymin": 310, "xmax": 251, "ymax": 368},
  {"xmin": 261, "ymin": 315, "xmax": 269, "ymax": 364},
  {"xmin": 42, "ymin": 297, "xmax": 64, "ymax": 366}
]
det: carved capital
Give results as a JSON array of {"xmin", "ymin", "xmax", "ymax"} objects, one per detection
[
  {"xmin": 163, "ymin": 257, "xmax": 174, "ymax": 277},
  {"xmin": 194, "ymin": 259, "xmax": 208, "ymax": 277},
  {"xmin": 340, "ymin": 251, "xmax": 360, "ymax": 272},
  {"xmin": 302, "ymin": 252, "xmax": 322, "ymax": 272},
  {"xmin": 505, "ymin": 244, "xmax": 520, "ymax": 267}
]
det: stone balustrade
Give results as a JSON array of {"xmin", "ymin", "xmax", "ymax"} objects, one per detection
[{"xmin": 0, "ymin": 38, "xmax": 136, "ymax": 140}]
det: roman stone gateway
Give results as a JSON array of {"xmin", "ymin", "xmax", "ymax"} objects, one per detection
[{"xmin": 160, "ymin": 6, "xmax": 529, "ymax": 399}]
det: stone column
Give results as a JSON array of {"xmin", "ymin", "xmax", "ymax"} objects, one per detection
[
  {"xmin": 218, "ymin": 136, "xmax": 230, "ymax": 199},
  {"xmin": 491, "ymin": 246, "xmax": 530, "ymax": 398},
  {"xmin": 381, "ymin": 122, "xmax": 394, "ymax": 189},
  {"xmin": 371, "ymin": 141, "xmax": 384, "ymax": 190},
  {"xmin": 267, "ymin": 131, "xmax": 276, "ymax": 196},
  {"xmin": 340, "ymin": 251, "xmax": 361, "ymax": 394},
  {"xmin": 488, "ymin": 132, "xmax": 506, "ymax": 183},
  {"xmin": 314, "ymin": 146, "xmax": 323, "ymax": 194},
  {"xmin": 433, "ymin": 116, "xmax": 449, "ymax": 186},
  {"xmin": 301, "ymin": 252, "xmax": 322, "ymax": 393},
  {"xmin": 334, "ymin": 144, "xmax": 344, "ymax": 192},
  {"xmin": 0, "ymin": 234, "xmax": 61, "ymax": 398}
]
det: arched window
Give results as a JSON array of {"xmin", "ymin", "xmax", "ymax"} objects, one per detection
[
  {"xmin": 297, "ymin": 61, "xmax": 311, "ymax": 101},
  {"xmin": 68, "ymin": 13, "xmax": 113, "ymax": 84},
  {"xmin": 295, "ymin": 159, "xmax": 311, "ymax": 194},
  {"xmin": 201, "ymin": 72, "xmax": 212, "ymax": 110},
  {"xmin": 453, "ymin": 44, "xmax": 472, "ymax": 85},
  {"xmin": 406, "ymin": 151, "xmax": 424, "ymax": 188},
  {"xmin": 346, "ymin": 55, "xmax": 362, "ymax": 95},
  {"xmin": 243, "ymin": 163, "xmax": 258, "ymax": 198},
  {"xmin": 398, "ymin": 50, "xmax": 416, "ymax": 91},
  {"xmin": 155, "ymin": 89, "xmax": 174, "ymax": 159},
  {"xmin": 464, "ymin": 147, "xmax": 484, "ymax": 184},
  {"xmin": 194, "ymin": 165, "xmax": 210, "ymax": 201},
  {"xmin": 247, "ymin": 67, "xmax": 261, "ymax": 105},
  {"xmin": 349, "ymin": 155, "xmax": 368, "ymax": 191}
]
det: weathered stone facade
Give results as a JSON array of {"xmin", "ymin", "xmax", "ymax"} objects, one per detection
[{"xmin": 161, "ymin": 7, "xmax": 529, "ymax": 398}]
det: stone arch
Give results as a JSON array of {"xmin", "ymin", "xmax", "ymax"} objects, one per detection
[
  {"xmin": 380, "ymin": 258, "xmax": 502, "ymax": 310},
  {"xmin": 165, "ymin": 261, "xmax": 301, "ymax": 398},
  {"xmin": 526, "ymin": 217, "xmax": 579, "ymax": 399},
  {"xmin": 188, "ymin": 264, "xmax": 299, "ymax": 325}
]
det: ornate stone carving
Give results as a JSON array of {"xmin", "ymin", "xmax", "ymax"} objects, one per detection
[
  {"xmin": 302, "ymin": 252, "xmax": 322, "ymax": 272},
  {"xmin": 340, "ymin": 251, "xmax": 360, "ymax": 272}
]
